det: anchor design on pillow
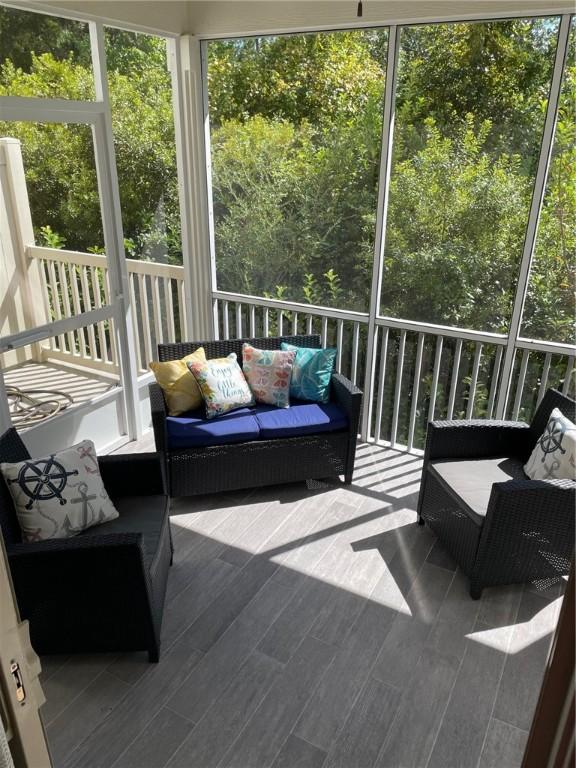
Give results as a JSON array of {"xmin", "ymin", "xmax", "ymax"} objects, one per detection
[
  {"xmin": 77, "ymin": 442, "xmax": 100, "ymax": 474},
  {"xmin": 70, "ymin": 481, "xmax": 98, "ymax": 529}
]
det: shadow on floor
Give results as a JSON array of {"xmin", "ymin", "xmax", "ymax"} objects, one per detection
[{"xmin": 39, "ymin": 449, "xmax": 565, "ymax": 768}]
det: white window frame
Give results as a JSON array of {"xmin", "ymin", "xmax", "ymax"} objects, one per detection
[{"xmin": 198, "ymin": 12, "xmax": 575, "ymax": 439}]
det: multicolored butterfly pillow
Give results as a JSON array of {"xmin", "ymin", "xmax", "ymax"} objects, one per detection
[{"xmin": 242, "ymin": 344, "xmax": 296, "ymax": 408}]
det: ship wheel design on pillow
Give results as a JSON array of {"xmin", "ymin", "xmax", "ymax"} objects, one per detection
[
  {"xmin": 8, "ymin": 457, "xmax": 79, "ymax": 510},
  {"xmin": 538, "ymin": 414, "xmax": 567, "ymax": 460}
]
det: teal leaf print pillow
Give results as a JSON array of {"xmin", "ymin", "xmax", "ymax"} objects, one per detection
[{"xmin": 281, "ymin": 343, "xmax": 337, "ymax": 403}]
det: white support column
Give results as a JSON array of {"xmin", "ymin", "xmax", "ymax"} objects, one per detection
[
  {"xmin": 495, "ymin": 15, "xmax": 572, "ymax": 419},
  {"xmin": 361, "ymin": 26, "xmax": 400, "ymax": 441},
  {"xmin": 89, "ymin": 22, "xmax": 142, "ymax": 439},
  {"xmin": 0, "ymin": 138, "xmax": 46, "ymax": 365},
  {"xmin": 167, "ymin": 35, "xmax": 215, "ymax": 342}
]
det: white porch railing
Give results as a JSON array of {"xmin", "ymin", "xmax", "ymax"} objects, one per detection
[
  {"xmin": 25, "ymin": 246, "xmax": 575, "ymax": 453},
  {"xmin": 28, "ymin": 246, "xmax": 187, "ymax": 375},
  {"xmin": 213, "ymin": 290, "xmax": 575, "ymax": 452}
]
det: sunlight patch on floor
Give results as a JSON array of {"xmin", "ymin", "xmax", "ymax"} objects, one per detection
[{"xmin": 466, "ymin": 596, "xmax": 562, "ymax": 653}]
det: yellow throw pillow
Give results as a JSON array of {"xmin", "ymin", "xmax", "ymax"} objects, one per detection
[{"xmin": 149, "ymin": 348, "xmax": 206, "ymax": 415}]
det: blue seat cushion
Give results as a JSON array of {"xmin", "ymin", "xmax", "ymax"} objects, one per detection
[
  {"xmin": 255, "ymin": 401, "xmax": 348, "ymax": 439},
  {"xmin": 167, "ymin": 407, "xmax": 260, "ymax": 449}
]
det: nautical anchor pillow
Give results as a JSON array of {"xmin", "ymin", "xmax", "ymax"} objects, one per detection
[
  {"xmin": 524, "ymin": 408, "xmax": 576, "ymax": 482},
  {"xmin": 187, "ymin": 353, "xmax": 255, "ymax": 419},
  {"xmin": 242, "ymin": 343, "xmax": 296, "ymax": 408},
  {"xmin": 0, "ymin": 440, "xmax": 119, "ymax": 542}
]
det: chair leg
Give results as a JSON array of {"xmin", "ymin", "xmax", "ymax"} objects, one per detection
[
  {"xmin": 469, "ymin": 583, "xmax": 483, "ymax": 600},
  {"xmin": 344, "ymin": 472, "xmax": 353, "ymax": 485},
  {"xmin": 148, "ymin": 648, "xmax": 160, "ymax": 663},
  {"xmin": 148, "ymin": 643, "xmax": 160, "ymax": 663},
  {"xmin": 417, "ymin": 515, "xmax": 425, "ymax": 526}
]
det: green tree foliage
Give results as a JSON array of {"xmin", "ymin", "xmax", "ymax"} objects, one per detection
[
  {"xmin": 210, "ymin": 31, "xmax": 387, "ymax": 310},
  {"xmin": 0, "ymin": 5, "xmax": 91, "ymax": 73},
  {"xmin": 209, "ymin": 19, "xmax": 574, "ymax": 339},
  {"xmin": 208, "ymin": 32, "xmax": 385, "ymax": 127},
  {"xmin": 522, "ymin": 33, "xmax": 576, "ymax": 344},
  {"xmin": 382, "ymin": 116, "xmax": 532, "ymax": 331},
  {"xmin": 0, "ymin": 22, "xmax": 181, "ymax": 263},
  {"xmin": 396, "ymin": 20, "xmax": 558, "ymax": 162},
  {"xmin": 0, "ymin": 9, "xmax": 573, "ymax": 343}
]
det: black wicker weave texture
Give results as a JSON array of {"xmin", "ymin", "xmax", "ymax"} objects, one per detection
[
  {"xmin": 0, "ymin": 426, "xmax": 30, "ymax": 545},
  {"xmin": 158, "ymin": 334, "xmax": 321, "ymax": 362},
  {"xmin": 0, "ymin": 429, "xmax": 171, "ymax": 661},
  {"xmin": 151, "ymin": 335, "xmax": 363, "ymax": 497},
  {"xmin": 418, "ymin": 389, "xmax": 576, "ymax": 599}
]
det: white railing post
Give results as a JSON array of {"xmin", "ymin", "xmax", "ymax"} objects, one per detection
[
  {"xmin": 361, "ymin": 26, "xmax": 400, "ymax": 441},
  {"xmin": 495, "ymin": 15, "xmax": 572, "ymax": 419},
  {"xmin": 167, "ymin": 36, "xmax": 215, "ymax": 342},
  {"xmin": 0, "ymin": 138, "xmax": 47, "ymax": 365},
  {"xmin": 89, "ymin": 22, "xmax": 142, "ymax": 439}
]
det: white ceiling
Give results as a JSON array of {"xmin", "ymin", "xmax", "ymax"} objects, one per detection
[{"xmin": 21, "ymin": 0, "xmax": 576, "ymax": 37}]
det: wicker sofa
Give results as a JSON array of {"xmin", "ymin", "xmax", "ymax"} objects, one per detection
[
  {"xmin": 0, "ymin": 428, "xmax": 172, "ymax": 662},
  {"xmin": 149, "ymin": 334, "xmax": 362, "ymax": 497},
  {"xmin": 417, "ymin": 388, "xmax": 576, "ymax": 599}
]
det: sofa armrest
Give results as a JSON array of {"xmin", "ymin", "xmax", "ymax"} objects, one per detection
[
  {"xmin": 425, "ymin": 420, "xmax": 530, "ymax": 461},
  {"xmin": 9, "ymin": 531, "xmax": 144, "ymax": 558},
  {"xmin": 331, "ymin": 372, "xmax": 362, "ymax": 432},
  {"xmin": 98, "ymin": 453, "xmax": 166, "ymax": 497},
  {"xmin": 476, "ymin": 478, "xmax": 576, "ymax": 573},
  {"xmin": 7, "ymin": 533, "xmax": 156, "ymax": 648},
  {"xmin": 149, "ymin": 382, "xmax": 169, "ymax": 454},
  {"xmin": 8, "ymin": 533, "xmax": 148, "ymax": 594},
  {"xmin": 487, "ymin": 478, "xmax": 576, "ymax": 519}
]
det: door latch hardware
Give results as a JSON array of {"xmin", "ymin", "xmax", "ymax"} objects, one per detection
[{"xmin": 10, "ymin": 661, "xmax": 26, "ymax": 704}]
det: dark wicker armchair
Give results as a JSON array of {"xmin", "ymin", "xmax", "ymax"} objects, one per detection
[
  {"xmin": 417, "ymin": 389, "xmax": 576, "ymax": 599},
  {"xmin": 150, "ymin": 334, "xmax": 362, "ymax": 497},
  {"xmin": 0, "ymin": 428, "xmax": 172, "ymax": 662}
]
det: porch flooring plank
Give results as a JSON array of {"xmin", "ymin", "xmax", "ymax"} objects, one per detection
[
  {"xmin": 322, "ymin": 677, "xmax": 401, "ymax": 768},
  {"xmin": 270, "ymin": 735, "xmax": 327, "ymax": 768},
  {"xmin": 370, "ymin": 562, "xmax": 454, "ymax": 690},
  {"xmin": 165, "ymin": 574, "xmax": 298, "ymax": 724},
  {"xmin": 492, "ymin": 589, "xmax": 560, "ymax": 732},
  {"xmin": 426, "ymin": 627, "xmax": 510, "ymax": 768},
  {"xmin": 112, "ymin": 707, "xmax": 192, "ymax": 768},
  {"xmin": 182, "ymin": 555, "xmax": 278, "ymax": 653},
  {"xmin": 47, "ymin": 672, "xmax": 130, "ymax": 767},
  {"xmin": 374, "ymin": 573, "xmax": 480, "ymax": 768},
  {"xmin": 166, "ymin": 651, "xmax": 282, "ymax": 768},
  {"xmin": 65, "ymin": 634, "xmax": 203, "ymax": 768},
  {"xmin": 41, "ymin": 653, "xmax": 116, "ymax": 726},
  {"xmin": 38, "ymin": 443, "xmax": 563, "ymax": 768},
  {"xmin": 258, "ymin": 576, "xmax": 337, "ymax": 664},
  {"xmin": 294, "ymin": 598, "xmax": 398, "ymax": 751},
  {"xmin": 478, "ymin": 718, "xmax": 529, "ymax": 768},
  {"xmin": 160, "ymin": 556, "xmax": 239, "ymax": 648},
  {"xmin": 218, "ymin": 636, "xmax": 336, "ymax": 768}
]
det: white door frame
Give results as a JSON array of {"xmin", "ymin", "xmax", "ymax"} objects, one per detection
[{"xmin": 0, "ymin": 21, "xmax": 143, "ymax": 440}]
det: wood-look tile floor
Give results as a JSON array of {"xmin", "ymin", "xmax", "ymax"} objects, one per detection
[{"xmin": 40, "ymin": 442, "xmax": 565, "ymax": 768}]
